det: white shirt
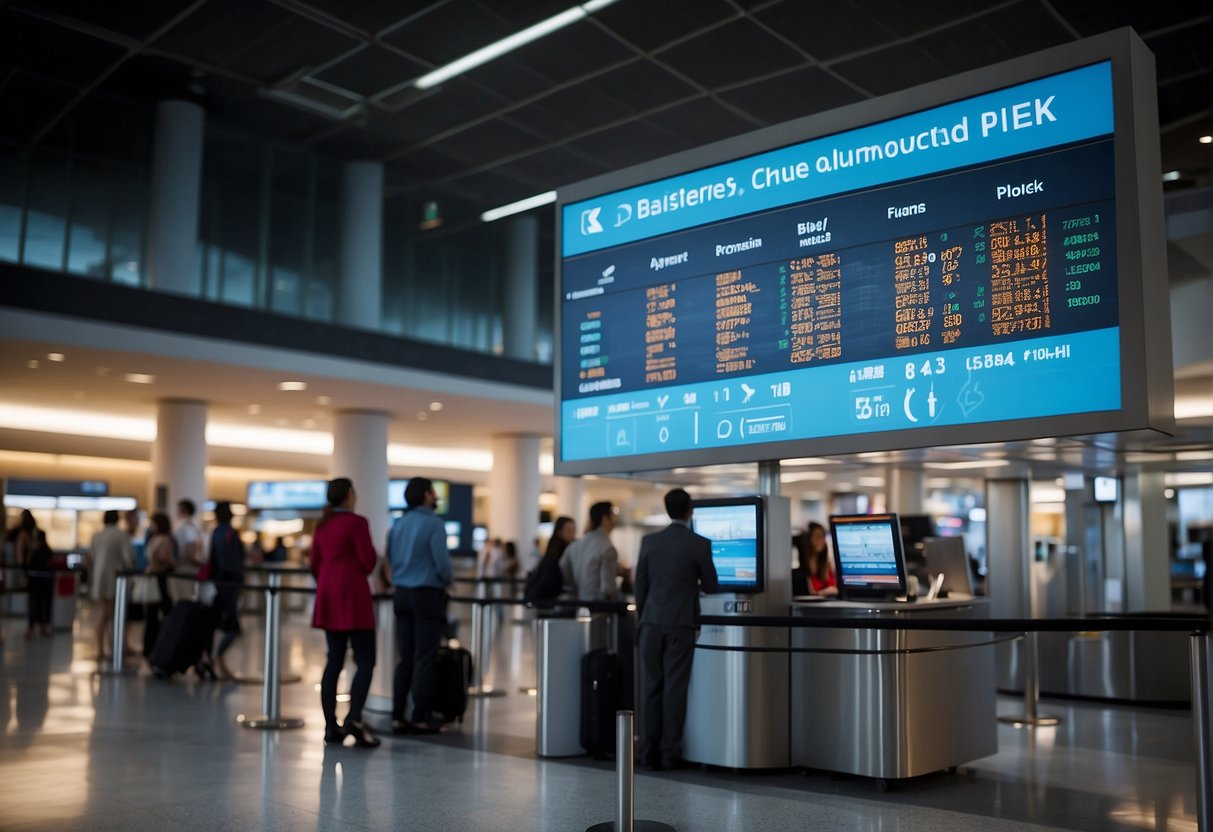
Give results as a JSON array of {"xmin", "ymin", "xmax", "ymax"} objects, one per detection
[{"xmin": 174, "ymin": 519, "xmax": 203, "ymax": 573}]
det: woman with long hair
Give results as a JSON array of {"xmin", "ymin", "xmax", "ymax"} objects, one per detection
[
  {"xmin": 4, "ymin": 510, "xmax": 40, "ymax": 643},
  {"xmin": 309, "ymin": 478, "xmax": 380, "ymax": 748},
  {"xmin": 798, "ymin": 521, "xmax": 838, "ymax": 597},
  {"xmin": 142, "ymin": 513, "xmax": 176, "ymax": 658}
]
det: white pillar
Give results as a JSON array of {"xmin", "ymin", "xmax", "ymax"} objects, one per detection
[
  {"xmin": 1123, "ymin": 469, "xmax": 1170, "ymax": 612},
  {"xmin": 503, "ymin": 216, "xmax": 538, "ymax": 361},
  {"xmin": 887, "ymin": 467, "xmax": 925, "ymax": 515},
  {"xmin": 331, "ymin": 410, "xmax": 390, "ymax": 550},
  {"xmin": 146, "ymin": 100, "xmax": 204, "ymax": 296},
  {"xmin": 338, "ymin": 161, "xmax": 384, "ymax": 330},
  {"xmin": 489, "ymin": 435, "xmax": 541, "ymax": 551},
  {"xmin": 554, "ymin": 476, "xmax": 587, "ymax": 528},
  {"xmin": 151, "ymin": 399, "xmax": 208, "ymax": 514}
]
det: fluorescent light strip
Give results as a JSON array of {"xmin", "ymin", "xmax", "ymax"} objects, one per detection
[
  {"xmin": 481, "ymin": 191, "xmax": 556, "ymax": 223},
  {"xmin": 924, "ymin": 459, "xmax": 1011, "ymax": 470},
  {"xmin": 388, "ymin": 444, "xmax": 492, "ymax": 472},
  {"xmin": 413, "ymin": 1, "xmax": 619, "ymax": 90}
]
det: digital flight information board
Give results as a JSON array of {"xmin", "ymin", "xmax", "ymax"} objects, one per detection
[{"xmin": 555, "ymin": 30, "xmax": 1172, "ymax": 475}]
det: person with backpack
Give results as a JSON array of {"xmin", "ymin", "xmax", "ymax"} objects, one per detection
[
  {"xmin": 524, "ymin": 516, "xmax": 576, "ymax": 610},
  {"xmin": 208, "ymin": 502, "xmax": 246, "ymax": 680}
]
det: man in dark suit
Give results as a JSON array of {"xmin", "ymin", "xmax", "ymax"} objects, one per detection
[{"xmin": 634, "ymin": 488, "xmax": 720, "ymax": 771}]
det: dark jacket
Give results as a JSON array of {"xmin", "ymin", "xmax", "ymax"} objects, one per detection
[{"xmin": 635, "ymin": 522, "xmax": 720, "ymax": 629}]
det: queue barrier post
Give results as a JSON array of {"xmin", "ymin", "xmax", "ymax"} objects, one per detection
[
  {"xmin": 239, "ymin": 571, "xmax": 304, "ymax": 730},
  {"xmin": 97, "ymin": 573, "xmax": 137, "ymax": 676},
  {"xmin": 997, "ymin": 631, "xmax": 1061, "ymax": 728},
  {"xmin": 1191, "ymin": 633, "xmax": 1212, "ymax": 832},
  {"xmin": 586, "ymin": 710, "xmax": 675, "ymax": 832},
  {"xmin": 468, "ymin": 581, "xmax": 505, "ymax": 698}
]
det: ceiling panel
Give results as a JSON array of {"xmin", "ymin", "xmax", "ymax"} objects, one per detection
[
  {"xmin": 1, "ymin": 10, "xmax": 127, "ymax": 86},
  {"xmin": 152, "ymin": 0, "xmax": 358, "ymax": 83},
  {"xmin": 295, "ymin": 0, "xmax": 431, "ymax": 35},
  {"xmin": 381, "ymin": 0, "xmax": 509, "ymax": 66},
  {"xmin": 717, "ymin": 65, "xmax": 864, "ymax": 125},
  {"xmin": 655, "ymin": 17, "xmax": 805, "ymax": 91},
  {"xmin": 435, "ymin": 118, "xmax": 548, "ymax": 168},
  {"xmin": 16, "ymin": 0, "xmax": 204, "ymax": 40},
  {"xmin": 1147, "ymin": 22, "xmax": 1212, "ymax": 83},
  {"xmin": 592, "ymin": 0, "xmax": 736, "ymax": 53},
  {"xmin": 644, "ymin": 97, "xmax": 759, "ymax": 148},
  {"xmin": 507, "ymin": 18, "xmax": 634, "ymax": 86},
  {"xmin": 563, "ymin": 119, "xmax": 694, "ymax": 171},
  {"xmin": 1048, "ymin": 0, "xmax": 1213, "ymax": 38},
  {"xmin": 751, "ymin": 1, "xmax": 898, "ymax": 62},
  {"xmin": 373, "ymin": 81, "xmax": 504, "ymax": 147},
  {"xmin": 833, "ymin": 5, "xmax": 1073, "ymax": 97},
  {"xmin": 311, "ymin": 46, "xmax": 428, "ymax": 98}
]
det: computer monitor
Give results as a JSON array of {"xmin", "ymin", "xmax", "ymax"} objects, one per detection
[
  {"xmin": 923, "ymin": 537, "xmax": 974, "ymax": 598},
  {"xmin": 829, "ymin": 514, "xmax": 908, "ymax": 599},
  {"xmin": 692, "ymin": 497, "xmax": 765, "ymax": 593}
]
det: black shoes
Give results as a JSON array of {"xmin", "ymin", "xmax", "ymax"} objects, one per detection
[
  {"xmin": 390, "ymin": 718, "xmax": 443, "ymax": 736},
  {"xmin": 324, "ymin": 725, "xmax": 346, "ymax": 745},
  {"xmin": 344, "ymin": 720, "xmax": 381, "ymax": 748}
]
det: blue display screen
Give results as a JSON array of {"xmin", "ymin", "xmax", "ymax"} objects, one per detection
[
  {"xmin": 692, "ymin": 502, "xmax": 762, "ymax": 589},
  {"xmin": 558, "ymin": 63, "xmax": 1121, "ymax": 469},
  {"xmin": 247, "ymin": 480, "xmax": 328, "ymax": 511},
  {"xmin": 831, "ymin": 515, "xmax": 905, "ymax": 591}
]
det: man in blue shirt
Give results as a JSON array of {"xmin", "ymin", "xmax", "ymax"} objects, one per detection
[{"xmin": 387, "ymin": 477, "xmax": 453, "ymax": 734}]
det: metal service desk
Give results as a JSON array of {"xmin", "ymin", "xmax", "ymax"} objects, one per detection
[{"xmin": 790, "ymin": 598, "xmax": 997, "ymax": 781}]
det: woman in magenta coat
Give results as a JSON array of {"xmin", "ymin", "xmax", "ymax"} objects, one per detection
[{"xmin": 310, "ymin": 477, "xmax": 380, "ymax": 748}]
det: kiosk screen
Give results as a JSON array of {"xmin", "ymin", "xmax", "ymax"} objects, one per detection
[
  {"xmin": 829, "ymin": 514, "xmax": 908, "ymax": 598},
  {"xmin": 692, "ymin": 497, "xmax": 765, "ymax": 593}
]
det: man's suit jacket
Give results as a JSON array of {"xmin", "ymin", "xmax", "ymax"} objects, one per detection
[{"xmin": 635, "ymin": 522, "xmax": 720, "ymax": 628}]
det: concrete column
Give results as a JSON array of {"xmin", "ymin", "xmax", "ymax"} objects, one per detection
[
  {"xmin": 887, "ymin": 467, "xmax": 925, "ymax": 515},
  {"xmin": 150, "ymin": 399, "xmax": 208, "ymax": 514},
  {"xmin": 146, "ymin": 100, "xmax": 204, "ymax": 295},
  {"xmin": 338, "ymin": 161, "xmax": 384, "ymax": 330},
  {"xmin": 1123, "ymin": 469, "xmax": 1170, "ymax": 612},
  {"xmin": 489, "ymin": 435, "xmax": 541, "ymax": 552},
  {"xmin": 554, "ymin": 476, "xmax": 587, "ymax": 529},
  {"xmin": 503, "ymin": 216, "xmax": 538, "ymax": 361},
  {"xmin": 331, "ymin": 410, "xmax": 390, "ymax": 551}
]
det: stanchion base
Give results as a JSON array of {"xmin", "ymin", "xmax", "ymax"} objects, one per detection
[
  {"xmin": 233, "ymin": 673, "xmax": 302, "ymax": 686},
  {"xmin": 94, "ymin": 666, "xmax": 139, "ymax": 676},
  {"xmin": 468, "ymin": 686, "xmax": 507, "ymax": 698},
  {"xmin": 239, "ymin": 715, "xmax": 305, "ymax": 730},
  {"xmin": 998, "ymin": 714, "xmax": 1062, "ymax": 727},
  {"xmin": 587, "ymin": 821, "xmax": 676, "ymax": 832}
]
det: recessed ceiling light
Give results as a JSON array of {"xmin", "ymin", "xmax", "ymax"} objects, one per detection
[
  {"xmin": 316, "ymin": 395, "xmax": 332, "ymax": 406},
  {"xmin": 416, "ymin": 411, "xmax": 429, "ymax": 421},
  {"xmin": 278, "ymin": 381, "xmax": 307, "ymax": 391},
  {"xmin": 248, "ymin": 404, "xmax": 261, "ymax": 415},
  {"xmin": 47, "ymin": 353, "xmax": 65, "ymax": 362},
  {"xmin": 1162, "ymin": 170, "xmax": 1181, "ymax": 182},
  {"xmin": 26, "ymin": 360, "xmax": 39, "ymax": 369},
  {"xmin": 124, "ymin": 373, "xmax": 155, "ymax": 384},
  {"xmin": 429, "ymin": 401, "xmax": 443, "ymax": 411},
  {"xmin": 1200, "ymin": 135, "xmax": 1212, "ymax": 144}
]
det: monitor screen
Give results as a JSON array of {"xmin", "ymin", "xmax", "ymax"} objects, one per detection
[
  {"xmin": 692, "ymin": 497, "xmax": 765, "ymax": 593},
  {"xmin": 1093, "ymin": 476, "xmax": 1118, "ymax": 502},
  {"xmin": 554, "ymin": 33, "xmax": 1172, "ymax": 476},
  {"xmin": 829, "ymin": 514, "xmax": 908, "ymax": 598},
  {"xmin": 247, "ymin": 480, "xmax": 328, "ymax": 511},
  {"xmin": 923, "ymin": 536, "xmax": 974, "ymax": 598}
]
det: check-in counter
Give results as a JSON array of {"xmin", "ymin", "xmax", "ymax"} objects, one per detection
[{"xmin": 790, "ymin": 598, "xmax": 997, "ymax": 781}]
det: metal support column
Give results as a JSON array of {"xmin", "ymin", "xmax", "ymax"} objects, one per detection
[
  {"xmin": 998, "ymin": 632, "xmax": 1060, "ymax": 727},
  {"xmin": 1191, "ymin": 633, "xmax": 1212, "ymax": 832},
  {"xmin": 469, "ymin": 582, "xmax": 505, "ymax": 697},
  {"xmin": 239, "ymin": 572, "xmax": 304, "ymax": 730}
]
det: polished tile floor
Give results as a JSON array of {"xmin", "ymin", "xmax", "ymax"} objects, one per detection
[{"xmin": 0, "ymin": 599, "xmax": 1203, "ymax": 832}]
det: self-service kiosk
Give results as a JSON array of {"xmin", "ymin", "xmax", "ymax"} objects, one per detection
[{"xmin": 684, "ymin": 495, "xmax": 791, "ymax": 769}]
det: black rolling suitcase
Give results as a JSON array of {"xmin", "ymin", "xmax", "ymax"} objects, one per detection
[
  {"xmin": 581, "ymin": 649, "xmax": 624, "ymax": 758},
  {"xmin": 431, "ymin": 645, "xmax": 472, "ymax": 724},
  {"xmin": 149, "ymin": 601, "xmax": 213, "ymax": 677}
]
